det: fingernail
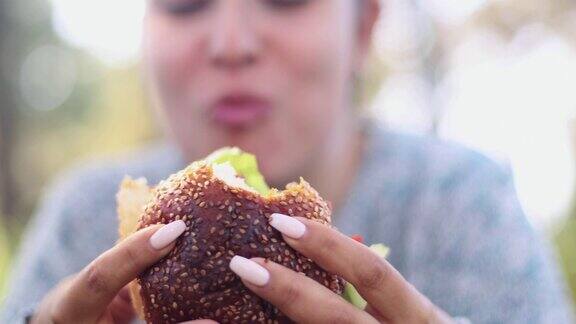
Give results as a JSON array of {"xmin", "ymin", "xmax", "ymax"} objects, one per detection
[
  {"xmin": 269, "ymin": 213, "xmax": 306, "ymax": 239},
  {"xmin": 150, "ymin": 220, "xmax": 186, "ymax": 250},
  {"xmin": 229, "ymin": 256, "xmax": 270, "ymax": 286}
]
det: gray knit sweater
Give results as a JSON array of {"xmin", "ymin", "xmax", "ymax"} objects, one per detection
[{"xmin": 1, "ymin": 122, "xmax": 574, "ymax": 323}]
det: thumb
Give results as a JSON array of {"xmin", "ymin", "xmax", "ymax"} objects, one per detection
[{"xmin": 52, "ymin": 221, "xmax": 186, "ymax": 322}]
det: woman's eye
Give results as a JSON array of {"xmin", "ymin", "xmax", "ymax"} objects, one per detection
[
  {"xmin": 263, "ymin": 0, "xmax": 310, "ymax": 9},
  {"xmin": 156, "ymin": 0, "xmax": 211, "ymax": 16}
]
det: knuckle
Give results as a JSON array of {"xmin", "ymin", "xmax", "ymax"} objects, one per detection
[
  {"xmin": 317, "ymin": 234, "xmax": 340, "ymax": 258},
  {"xmin": 121, "ymin": 243, "xmax": 145, "ymax": 271},
  {"xmin": 356, "ymin": 254, "xmax": 389, "ymax": 291},
  {"xmin": 276, "ymin": 281, "xmax": 301, "ymax": 311},
  {"xmin": 83, "ymin": 261, "xmax": 109, "ymax": 296}
]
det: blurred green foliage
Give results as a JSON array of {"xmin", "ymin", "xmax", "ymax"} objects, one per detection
[
  {"xmin": 13, "ymin": 64, "xmax": 157, "ymax": 212},
  {"xmin": 555, "ymin": 215, "xmax": 576, "ymax": 303},
  {"xmin": 0, "ymin": 217, "xmax": 11, "ymax": 302}
]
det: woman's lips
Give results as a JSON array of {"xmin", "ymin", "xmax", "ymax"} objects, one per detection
[{"xmin": 210, "ymin": 95, "xmax": 272, "ymax": 128}]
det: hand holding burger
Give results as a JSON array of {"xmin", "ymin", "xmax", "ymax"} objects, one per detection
[
  {"xmin": 30, "ymin": 222, "xmax": 214, "ymax": 324},
  {"xmin": 234, "ymin": 215, "xmax": 454, "ymax": 324},
  {"xmin": 33, "ymin": 148, "xmax": 453, "ymax": 324}
]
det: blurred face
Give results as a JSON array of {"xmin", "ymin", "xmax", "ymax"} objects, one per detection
[{"xmin": 143, "ymin": 0, "xmax": 373, "ymax": 185}]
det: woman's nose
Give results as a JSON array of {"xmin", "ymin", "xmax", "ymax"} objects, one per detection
[{"xmin": 209, "ymin": 1, "xmax": 260, "ymax": 69}]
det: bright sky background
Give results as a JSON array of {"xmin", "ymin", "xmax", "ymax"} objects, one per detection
[{"xmin": 48, "ymin": 0, "xmax": 576, "ymax": 229}]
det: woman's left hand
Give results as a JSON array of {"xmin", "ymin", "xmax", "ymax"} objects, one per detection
[{"xmin": 229, "ymin": 214, "xmax": 454, "ymax": 324}]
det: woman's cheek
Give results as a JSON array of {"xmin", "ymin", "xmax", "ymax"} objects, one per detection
[
  {"xmin": 290, "ymin": 42, "xmax": 351, "ymax": 127},
  {"xmin": 152, "ymin": 40, "xmax": 194, "ymax": 92}
]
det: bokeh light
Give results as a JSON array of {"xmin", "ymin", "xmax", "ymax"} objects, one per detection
[
  {"xmin": 50, "ymin": 0, "xmax": 145, "ymax": 65},
  {"xmin": 19, "ymin": 44, "xmax": 77, "ymax": 112}
]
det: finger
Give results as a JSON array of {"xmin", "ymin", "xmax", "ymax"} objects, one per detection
[
  {"xmin": 364, "ymin": 304, "xmax": 387, "ymax": 322},
  {"xmin": 269, "ymin": 214, "xmax": 433, "ymax": 322},
  {"xmin": 53, "ymin": 220, "xmax": 186, "ymax": 322},
  {"xmin": 229, "ymin": 256, "xmax": 378, "ymax": 324},
  {"xmin": 117, "ymin": 285, "xmax": 132, "ymax": 303},
  {"xmin": 108, "ymin": 291, "xmax": 136, "ymax": 324}
]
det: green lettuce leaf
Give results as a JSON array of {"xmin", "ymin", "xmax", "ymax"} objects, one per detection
[{"xmin": 207, "ymin": 147, "xmax": 271, "ymax": 195}]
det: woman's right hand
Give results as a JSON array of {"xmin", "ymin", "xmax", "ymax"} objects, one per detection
[{"xmin": 31, "ymin": 220, "xmax": 216, "ymax": 324}]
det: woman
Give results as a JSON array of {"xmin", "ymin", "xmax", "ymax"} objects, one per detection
[{"xmin": 1, "ymin": 0, "xmax": 574, "ymax": 323}]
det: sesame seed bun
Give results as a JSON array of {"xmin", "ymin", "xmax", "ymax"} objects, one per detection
[{"xmin": 117, "ymin": 160, "xmax": 344, "ymax": 323}]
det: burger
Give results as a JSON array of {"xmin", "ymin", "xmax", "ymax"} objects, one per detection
[{"xmin": 117, "ymin": 148, "xmax": 346, "ymax": 324}]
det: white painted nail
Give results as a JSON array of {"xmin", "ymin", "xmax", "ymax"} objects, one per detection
[
  {"xmin": 269, "ymin": 213, "xmax": 306, "ymax": 239},
  {"xmin": 149, "ymin": 220, "xmax": 186, "ymax": 250},
  {"xmin": 229, "ymin": 256, "xmax": 270, "ymax": 286}
]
